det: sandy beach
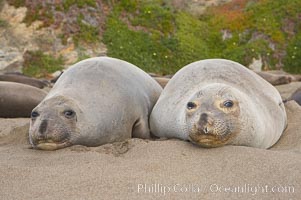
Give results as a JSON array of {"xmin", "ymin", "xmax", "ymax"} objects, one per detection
[{"xmin": 0, "ymin": 82, "xmax": 301, "ymax": 200}]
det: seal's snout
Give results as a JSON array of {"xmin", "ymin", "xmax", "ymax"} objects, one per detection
[
  {"xmin": 33, "ymin": 119, "xmax": 49, "ymax": 141},
  {"xmin": 38, "ymin": 120, "xmax": 48, "ymax": 135},
  {"xmin": 199, "ymin": 113, "xmax": 208, "ymax": 125},
  {"xmin": 197, "ymin": 113, "xmax": 214, "ymax": 134},
  {"xmin": 29, "ymin": 111, "xmax": 74, "ymax": 150}
]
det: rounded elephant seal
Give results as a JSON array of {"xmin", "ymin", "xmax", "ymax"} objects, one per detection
[
  {"xmin": 0, "ymin": 82, "xmax": 47, "ymax": 118},
  {"xmin": 150, "ymin": 59, "xmax": 287, "ymax": 149},
  {"xmin": 29, "ymin": 57, "xmax": 162, "ymax": 150}
]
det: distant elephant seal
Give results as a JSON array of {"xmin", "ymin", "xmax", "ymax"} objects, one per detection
[
  {"xmin": 29, "ymin": 57, "xmax": 162, "ymax": 150},
  {"xmin": 0, "ymin": 82, "xmax": 47, "ymax": 118},
  {"xmin": 150, "ymin": 59, "xmax": 287, "ymax": 149},
  {"xmin": 0, "ymin": 73, "xmax": 49, "ymax": 88},
  {"xmin": 153, "ymin": 77, "xmax": 170, "ymax": 88},
  {"xmin": 286, "ymin": 87, "xmax": 301, "ymax": 105},
  {"xmin": 255, "ymin": 71, "xmax": 292, "ymax": 86}
]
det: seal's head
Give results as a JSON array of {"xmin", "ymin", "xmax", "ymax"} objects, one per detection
[
  {"xmin": 29, "ymin": 95, "xmax": 81, "ymax": 150},
  {"xmin": 186, "ymin": 83, "xmax": 243, "ymax": 148}
]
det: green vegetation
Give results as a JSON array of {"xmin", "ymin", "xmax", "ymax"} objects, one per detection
[
  {"xmin": 6, "ymin": 0, "xmax": 55, "ymax": 27},
  {"xmin": 0, "ymin": 19, "xmax": 8, "ymax": 27},
  {"xmin": 103, "ymin": 1, "xmax": 221, "ymax": 73},
  {"xmin": 0, "ymin": 0, "xmax": 5, "ymax": 10},
  {"xmin": 76, "ymin": 48, "xmax": 92, "ymax": 62},
  {"xmin": 173, "ymin": 12, "xmax": 219, "ymax": 65},
  {"xmin": 24, "ymin": 6, "xmax": 55, "ymax": 27},
  {"xmin": 205, "ymin": 0, "xmax": 301, "ymax": 71},
  {"xmin": 6, "ymin": 0, "xmax": 100, "ymax": 46},
  {"xmin": 6, "ymin": 0, "xmax": 301, "ymax": 75},
  {"xmin": 23, "ymin": 51, "xmax": 64, "ymax": 78},
  {"xmin": 103, "ymin": 1, "xmax": 182, "ymax": 74},
  {"xmin": 7, "ymin": 0, "xmax": 97, "ymax": 11},
  {"xmin": 284, "ymin": 34, "xmax": 301, "ymax": 73},
  {"xmin": 130, "ymin": 2, "xmax": 175, "ymax": 35},
  {"xmin": 103, "ymin": 15, "xmax": 176, "ymax": 74},
  {"xmin": 103, "ymin": 0, "xmax": 301, "ymax": 74},
  {"xmin": 5, "ymin": 0, "xmax": 25, "ymax": 8},
  {"xmin": 73, "ymin": 14, "xmax": 100, "ymax": 46},
  {"xmin": 62, "ymin": 0, "xmax": 96, "ymax": 11}
]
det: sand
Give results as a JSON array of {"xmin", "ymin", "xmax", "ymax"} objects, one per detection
[{"xmin": 0, "ymin": 85, "xmax": 301, "ymax": 200}]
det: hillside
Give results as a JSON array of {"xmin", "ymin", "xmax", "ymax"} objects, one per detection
[{"xmin": 0, "ymin": 0, "xmax": 300, "ymax": 77}]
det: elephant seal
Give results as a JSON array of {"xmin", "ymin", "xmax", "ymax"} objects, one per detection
[
  {"xmin": 286, "ymin": 87, "xmax": 301, "ymax": 105},
  {"xmin": 150, "ymin": 59, "xmax": 287, "ymax": 149},
  {"xmin": 153, "ymin": 77, "xmax": 170, "ymax": 88},
  {"xmin": 0, "ymin": 73, "xmax": 49, "ymax": 88},
  {"xmin": 29, "ymin": 57, "xmax": 162, "ymax": 150},
  {"xmin": 0, "ymin": 82, "xmax": 47, "ymax": 118},
  {"xmin": 255, "ymin": 71, "xmax": 292, "ymax": 86}
]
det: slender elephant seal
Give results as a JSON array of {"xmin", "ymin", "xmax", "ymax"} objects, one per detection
[
  {"xmin": 0, "ymin": 73, "xmax": 49, "ymax": 88},
  {"xmin": 29, "ymin": 57, "xmax": 162, "ymax": 150},
  {"xmin": 255, "ymin": 71, "xmax": 292, "ymax": 86},
  {"xmin": 153, "ymin": 77, "xmax": 170, "ymax": 88},
  {"xmin": 0, "ymin": 82, "xmax": 47, "ymax": 118},
  {"xmin": 286, "ymin": 87, "xmax": 301, "ymax": 106},
  {"xmin": 150, "ymin": 59, "xmax": 287, "ymax": 149}
]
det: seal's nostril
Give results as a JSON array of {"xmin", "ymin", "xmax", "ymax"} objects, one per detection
[
  {"xmin": 198, "ymin": 113, "xmax": 208, "ymax": 127},
  {"xmin": 39, "ymin": 120, "xmax": 48, "ymax": 135},
  {"xmin": 200, "ymin": 113, "xmax": 208, "ymax": 122},
  {"xmin": 198, "ymin": 113, "xmax": 214, "ymax": 134}
]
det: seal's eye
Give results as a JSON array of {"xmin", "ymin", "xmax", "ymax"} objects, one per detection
[
  {"xmin": 31, "ymin": 111, "xmax": 39, "ymax": 118},
  {"xmin": 64, "ymin": 110, "xmax": 75, "ymax": 119},
  {"xmin": 187, "ymin": 102, "xmax": 197, "ymax": 110},
  {"xmin": 223, "ymin": 100, "xmax": 234, "ymax": 108}
]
